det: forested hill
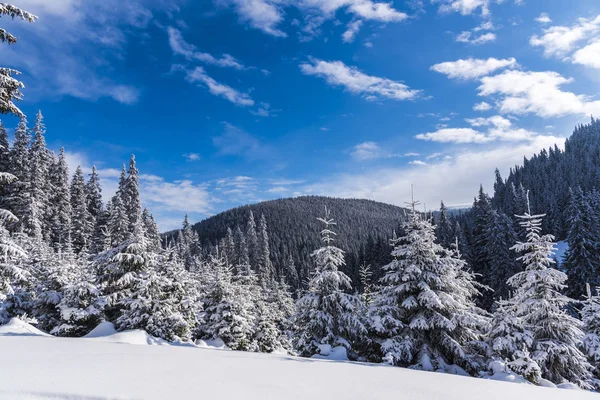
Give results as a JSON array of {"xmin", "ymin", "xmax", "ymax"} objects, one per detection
[
  {"xmin": 187, "ymin": 196, "xmax": 408, "ymax": 286},
  {"xmin": 491, "ymin": 117, "xmax": 600, "ymax": 240}
]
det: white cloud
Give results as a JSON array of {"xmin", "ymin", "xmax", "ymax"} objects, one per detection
[
  {"xmin": 573, "ymin": 39, "xmax": 600, "ymax": 69},
  {"xmin": 250, "ymin": 102, "xmax": 280, "ymax": 117},
  {"xmin": 477, "ymin": 69, "xmax": 600, "ymax": 118},
  {"xmin": 456, "ymin": 31, "xmax": 496, "ymax": 45},
  {"xmin": 300, "ymin": 59, "xmax": 421, "ymax": 101},
  {"xmin": 305, "ymin": 135, "xmax": 565, "ymax": 212},
  {"xmin": 415, "ymin": 128, "xmax": 491, "ymax": 143},
  {"xmin": 535, "ymin": 13, "xmax": 551, "ymax": 24},
  {"xmin": 530, "ymin": 15, "xmax": 600, "ymax": 58},
  {"xmin": 184, "ymin": 66, "xmax": 254, "ymax": 106},
  {"xmin": 404, "ymin": 152, "xmax": 420, "ymax": 157},
  {"xmin": 224, "ymin": 0, "xmax": 287, "ymax": 37},
  {"xmin": 183, "ymin": 153, "xmax": 201, "ymax": 161},
  {"xmin": 473, "ymin": 101, "xmax": 492, "ymax": 111},
  {"xmin": 167, "ymin": 27, "xmax": 245, "ymax": 70},
  {"xmin": 438, "ymin": 0, "xmax": 491, "ymax": 16},
  {"xmin": 431, "ymin": 57, "xmax": 517, "ymax": 80},
  {"xmin": 4, "ymin": 0, "xmax": 150, "ymax": 105},
  {"xmin": 342, "ymin": 20, "xmax": 363, "ymax": 43},
  {"xmin": 350, "ymin": 141, "xmax": 390, "ymax": 160},
  {"xmin": 409, "ymin": 160, "xmax": 427, "ymax": 165},
  {"xmin": 416, "ymin": 116, "xmax": 537, "ymax": 143},
  {"xmin": 223, "ymin": 0, "xmax": 408, "ymax": 39},
  {"xmin": 268, "ymin": 178, "xmax": 306, "ymax": 185}
]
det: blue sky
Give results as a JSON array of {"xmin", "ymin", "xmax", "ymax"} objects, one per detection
[{"xmin": 3, "ymin": 0, "xmax": 600, "ymax": 230}]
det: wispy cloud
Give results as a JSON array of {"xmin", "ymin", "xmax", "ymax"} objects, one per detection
[
  {"xmin": 431, "ymin": 57, "xmax": 517, "ymax": 80},
  {"xmin": 167, "ymin": 27, "xmax": 245, "ymax": 70},
  {"xmin": 182, "ymin": 66, "xmax": 254, "ymax": 106},
  {"xmin": 212, "ymin": 123, "xmax": 270, "ymax": 159},
  {"xmin": 300, "ymin": 58, "xmax": 422, "ymax": 101}
]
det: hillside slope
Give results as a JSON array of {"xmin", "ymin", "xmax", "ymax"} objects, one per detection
[
  {"xmin": 0, "ymin": 334, "xmax": 594, "ymax": 399},
  {"xmin": 188, "ymin": 196, "xmax": 409, "ymax": 286}
]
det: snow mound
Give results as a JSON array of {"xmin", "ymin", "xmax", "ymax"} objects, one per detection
[
  {"xmin": 311, "ymin": 345, "xmax": 348, "ymax": 361},
  {"xmin": 83, "ymin": 321, "xmax": 117, "ymax": 338},
  {"xmin": 196, "ymin": 338, "xmax": 229, "ymax": 350},
  {"xmin": 83, "ymin": 323, "xmax": 168, "ymax": 346},
  {"xmin": 0, "ymin": 318, "xmax": 51, "ymax": 337}
]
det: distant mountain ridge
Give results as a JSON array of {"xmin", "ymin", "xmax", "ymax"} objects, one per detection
[{"xmin": 187, "ymin": 196, "xmax": 409, "ymax": 287}]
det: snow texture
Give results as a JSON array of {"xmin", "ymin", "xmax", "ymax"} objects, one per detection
[{"xmin": 0, "ymin": 333, "xmax": 594, "ymax": 400}]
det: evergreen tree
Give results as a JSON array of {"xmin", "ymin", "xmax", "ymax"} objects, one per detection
[
  {"xmin": 49, "ymin": 148, "xmax": 72, "ymax": 252},
  {"xmin": 358, "ymin": 263, "xmax": 373, "ymax": 306},
  {"xmin": 234, "ymin": 226, "xmax": 249, "ymax": 267},
  {"xmin": 142, "ymin": 208, "xmax": 161, "ymax": 251},
  {"xmin": 6, "ymin": 118, "xmax": 31, "ymax": 230},
  {"xmin": 0, "ymin": 171, "xmax": 28, "ymax": 324},
  {"xmin": 85, "ymin": 165, "xmax": 103, "ymax": 224},
  {"xmin": 284, "ymin": 254, "xmax": 299, "ymax": 294},
  {"xmin": 508, "ymin": 196, "xmax": 594, "ymax": 388},
  {"xmin": 197, "ymin": 254, "xmax": 256, "ymax": 350},
  {"xmin": 125, "ymin": 155, "xmax": 142, "ymax": 233},
  {"xmin": 257, "ymin": 213, "xmax": 274, "ymax": 284},
  {"xmin": 108, "ymin": 195, "xmax": 129, "ymax": 248},
  {"xmin": 581, "ymin": 284, "xmax": 600, "ymax": 382},
  {"xmin": 246, "ymin": 210, "xmax": 258, "ymax": 269},
  {"xmin": 70, "ymin": 166, "xmax": 92, "ymax": 254},
  {"xmin": 436, "ymin": 201, "xmax": 455, "ymax": 248},
  {"xmin": 369, "ymin": 198, "xmax": 488, "ymax": 372},
  {"xmin": 0, "ymin": 4, "xmax": 37, "ymax": 117},
  {"xmin": 28, "ymin": 110, "xmax": 50, "ymax": 241},
  {"xmin": 294, "ymin": 208, "xmax": 366, "ymax": 357}
]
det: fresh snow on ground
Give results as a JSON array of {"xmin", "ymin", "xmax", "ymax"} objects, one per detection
[{"xmin": 0, "ymin": 320, "xmax": 596, "ymax": 400}]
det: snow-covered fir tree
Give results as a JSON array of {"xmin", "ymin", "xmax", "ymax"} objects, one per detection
[
  {"xmin": 142, "ymin": 208, "xmax": 162, "ymax": 252},
  {"xmin": 0, "ymin": 171, "xmax": 28, "ymax": 324},
  {"xmin": 246, "ymin": 210, "xmax": 258, "ymax": 269},
  {"xmin": 70, "ymin": 166, "xmax": 92, "ymax": 254},
  {"xmin": 28, "ymin": 110, "xmax": 50, "ymax": 241},
  {"xmin": 197, "ymin": 253, "xmax": 256, "ymax": 350},
  {"xmin": 294, "ymin": 208, "xmax": 366, "ymax": 357},
  {"xmin": 581, "ymin": 284, "xmax": 600, "ymax": 383},
  {"xmin": 368, "ymin": 197, "xmax": 488, "ymax": 373},
  {"xmin": 49, "ymin": 148, "xmax": 72, "ymax": 252},
  {"xmin": 507, "ymin": 194, "xmax": 594, "ymax": 388},
  {"xmin": 257, "ymin": 213, "xmax": 274, "ymax": 285},
  {"xmin": 125, "ymin": 155, "xmax": 142, "ymax": 233},
  {"xmin": 85, "ymin": 165, "xmax": 103, "ymax": 226},
  {"xmin": 0, "ymin": 4, "xmax": 37, "ymax": 117},
  {"xmin": 108, "ymin": 194, "xmax": 129, "ymax": 248}
]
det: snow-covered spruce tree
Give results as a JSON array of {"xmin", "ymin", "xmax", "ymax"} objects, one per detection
[
  {"xmin": 6, "ymin": 118, "xmax": 31, "ymax": 230},
  {"xmin": 90, "ymin": 206, "xmax": 110, "ymax": 255},
  {"xmin": 486, "ymin": 300, "xmax": 539, "ymax": 383},
  {"xmin": 246, "ymin": 210, "xmax": 258, "ymax": 269},
  {"xmin": 581, "ymin": 284, "xmax": 600, "ymax": 382},
  {"xmin": 49, "ymin": 148, "xmax": 72, "ymax": 252},
  {"xmin": 284, "ymin": 254, "xmax": 299, "ymax": 296},
  {"xmin": 484, "ymin": 210, "xmax": 521, "ymax": 304},
  {"xmin": 52, "ymin": 257, "xmax": 104, "ymax": 337},
  {"xmin": 142, "ymin": 208, "xmax": 162, "ymax": 252},
  {"xmin": 0, "ymin": 4, "xmax": 37, "ymax": 117},
  {"xmin": 0, "ymin": 171, "xmax": 28, "ymax": 324},
  {"xmin": 368, "ymin": 199, "xmax": 488, "ymax": 373},
  {"xmin": 294, "ymin": 208, "xmax": 366, "ymax": 358},
  {"xmin": 234, "ymin": 225, "xmax": 250, "ymax": 267},
  {"xmin": 223, "ymin": 227, "xmax": 235, "ymax": 267},
  {"xmin": 508, "ymin": 195, "xmax": 594, "ymax": 388},
  {"xmin": 125, "ymin": 155, "xmax": 142, "ymax": 234},
  {"xmin": 28, "ymin": 110, "xmax": 51, "ymax": 241},
  {"xmin": 196, "ymin": 253, "xmax": 256, "ymax": 350},
  {"xmin": 117, "ymin": 245, "xmax": 198, "ymax": 342},
  {"xmin": 108, "ymin": 194, "xmax": 129, "ymax": 248},
  {"xmin": 257, "ymin": 213, "xmax": 274, "ymax": 285},
  {"xmin": 71, "ymin": 166, "xmax": 93, "ymax": 254},
  {"xmin": 563, "ymin": 187, "xmax": 600, "ymax": 298},
  {"xmin": 85, "ymin": 165, "xmax": 103, "ymax": 227},
  {"xmin": 94, "ymin": 212, "xmax": 148, "ymax": 324}
]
